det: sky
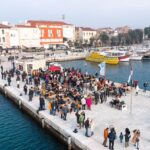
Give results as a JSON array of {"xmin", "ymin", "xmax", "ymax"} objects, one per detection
[{"xmin": 0, "ymin": 0, "xmax": 150, "ymax": 29}]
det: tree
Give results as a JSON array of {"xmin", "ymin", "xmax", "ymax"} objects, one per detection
[
  {"xmin": 144, "ymin": 27, "xmax": 150, "ymax": 39},
  {"xmin": 99, "ymin": 32, "xmax": 109, "ymax": 46},
  {"xmin": 89, "ymin": 37, "xmax": 95, "ymax": 47}
]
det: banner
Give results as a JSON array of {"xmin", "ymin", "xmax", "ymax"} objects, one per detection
[
  {"xmin": 128, "ymin": 64, "xmax": 133, "ymax": 83},
  {"xmin": 98, "ymin": 62, "xmax": 106, "ymax": 77}
]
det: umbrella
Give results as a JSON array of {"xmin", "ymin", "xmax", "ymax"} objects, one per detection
[{"xmin": 48, "ymin": 65, "xmax": 61, "ymax": 72}]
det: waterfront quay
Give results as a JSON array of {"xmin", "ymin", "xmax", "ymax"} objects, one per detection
[{"xmin": 0, "ymin": 61, "xmax": 150, "ymax": 150}]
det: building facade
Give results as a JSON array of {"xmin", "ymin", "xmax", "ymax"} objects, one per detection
[
  {"xmin": 75, "ymin": 27, "xmax": 97, "ymax": 43},
  {"xmin": 0, "ymin": 24, "xmax": 11, "ymax": 48},
  {"xmin": 16, "ymin": 25, "xmax": 40, "ymax": 48},
  {"xmin": 27, "ymin": 20, "xmax": 64, "ymax": 48},
  {"xmin": 63, "ymin": 24, "xmax": 75, "ymax": 42}
]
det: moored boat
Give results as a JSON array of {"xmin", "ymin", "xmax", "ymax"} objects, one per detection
[
  {"xmin": 85, "ymin": 52, "xmax": 119, "ymax": 65},
  {"xmin": 100, "ymin": 50, "xmax": 130, "ymax": 62}
]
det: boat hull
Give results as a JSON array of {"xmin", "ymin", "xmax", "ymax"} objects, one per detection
[
  {"xmin": 119, "ymin": 55, "xmax": 130, "ymax": 62},
  {"xmin": 85, "ymin": 52, "xmax": 119, "ymax": 65}
]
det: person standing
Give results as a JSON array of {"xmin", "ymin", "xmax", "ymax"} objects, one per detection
[
  {"xmin": 132, "ymin": 129, "xmax": 140, "ymax": 150},
  {"xmin": 103, "ymin": 127, "xmax": 109, "ymax": 147},
  {"xmin": 136, "ymin": 85, "xmax": 139, "ymax": 95},
  {"xmin": 79, "ymin": 112, "xmax": 85, "ymax": 129},
  {"xmin": 125, "ymin": 128, "xmax": 131, "ymax": 147},
  {"xmin": 108, "ymin": 128, "xmax": 116, "ymax": 150},
  {"xmin": 28, "ymin": 88, "xmax": 34, "ymax": 101},
  {"xmin": 16, "ymin": 75, "xmax": 20, "ymax": 88},
  {"xmin": 90, "ymin": 119, "xmax": 95, "ymax": 136},
  {"xmin": 119, "ymin": 132, "xmax": 123, "ymax": 143},
  {"xmin": 39, "ymin": 95, "xmax": 45, "ymax": 110},
  {"xmin": 7, "ymin": 75, "xmax": 11, "ymax": 86},
  {"xmin": 23, "ymin": 84, "xmax": 28, "ymax": 95},
  {"xmin": 143, "ymin": 82, "xmax": 148, "ymax": 93},
  {"xmin": 84, "ymin": 118, "xmax": 90, "ymax": 137}
]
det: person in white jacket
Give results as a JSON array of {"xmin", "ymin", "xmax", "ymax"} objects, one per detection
[
  {"xmin": 136, "ymin": 85, "xmax": 139, "ymax": 95},
  {"xmin": 90, "ymin": 119, "xmax": 95, "ymax": 136}
]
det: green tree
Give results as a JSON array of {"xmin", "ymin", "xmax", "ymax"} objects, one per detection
[{"xmin": 99, "ymin": 32, "xmax": 109, "ymax": 46}]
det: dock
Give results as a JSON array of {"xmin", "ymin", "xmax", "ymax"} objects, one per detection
[{"xmin": 0, "ymin": 62, "xmax": 150, "ymax": 150}]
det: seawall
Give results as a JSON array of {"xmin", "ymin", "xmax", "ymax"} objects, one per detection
[{"xmin": 0, "ymin": 83, "xmax": 87, "ymax": 150}]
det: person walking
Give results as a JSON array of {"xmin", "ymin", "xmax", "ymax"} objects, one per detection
[
  {"xmin": 103, "ymin": 127, "xmax": 109, "ymax": 147},
  {"xmin": 108, "ymin": 128, "xmax": 116, "ymax": 150},
  {"xmin": 125, "ymin": 128, "xmax": 131, "ymax": 147},
  {"xmin": 84, "ymin": 118, "xmax": 90, "ymax": 137}
]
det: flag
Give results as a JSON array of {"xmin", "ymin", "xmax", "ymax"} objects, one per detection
[
  {"xmin": 98, "ymin": 62, "xmax": 106, "ymax": 77},
  {"xmin": 128, "ymin": 64, "xmax": 133, "ymax": 83}
]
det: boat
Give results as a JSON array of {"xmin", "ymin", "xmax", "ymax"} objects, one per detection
[
  {"xmin": 85, "ymin": 52, "xmax": 119, "ymax": 65},
  {"xmin": 100, "ymin": 50, "xmax": 130, "ymax": 62},
  {"xmin": 143, "ymin": 55, "xmax": 150, "ymax": 60},
  {"xmin": 130, "ymin": 53, "xmax": 143, "ymax": 61}
]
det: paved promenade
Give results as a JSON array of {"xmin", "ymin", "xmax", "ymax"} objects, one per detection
[{"xmin": 0, "ymin": 62, "xmax": 150, "ymax": 150}]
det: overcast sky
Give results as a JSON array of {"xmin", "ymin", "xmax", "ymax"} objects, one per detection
[{"xmin": 0, "ymin": 0, "xmax": 150, "ymax": 28}]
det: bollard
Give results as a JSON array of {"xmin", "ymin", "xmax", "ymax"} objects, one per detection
[
  {"xmin": 19, "ymin": 100, "xmax": 22, "ymax": 109},
  {"xmin": 5, "ymin": 91, "xmax": 7, "ymax": 97},
  {"xmin": 41, "ymin": 118, "xmax": 45, "ymax": 128},
  {"xmin": 68, "ymin": 136, "xmax": 71, "ymax": 150}
]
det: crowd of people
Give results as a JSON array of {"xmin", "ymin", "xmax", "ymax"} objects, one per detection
[{"xmin": 0, "ymin": 62, "xmax": 144, "ymax": 150}]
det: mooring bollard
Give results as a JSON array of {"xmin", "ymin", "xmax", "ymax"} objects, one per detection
[
  {"xmin": 19, "ymin": 100, "xmax": 22, "ymax": 109},
  {"xmin": 41, "ymin": 118, "xmax": 45, "ymax": 128},
  {"xmin": 68, "ymin": 136, "xmax": 71, "ymax": 150}
]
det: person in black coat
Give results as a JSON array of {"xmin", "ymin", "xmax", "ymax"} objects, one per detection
[
  {"xmin": 7, "ymin": 75, "xmax": 11, "ymax": 86},
  {"xmin": 108, "ymin": 128, "xmax": 116, "ymax": 150},
  {"xmin": 84, "ymin": 118, "xmax": 90, "ymax": 137},
  {"xmin": 39, "ymin": 95, "xmax": 45, "ymax": 110},
  {"xmin": 29, "ymin": 88, "xmax": 34, "ymax": 101},
  {"xmin": 23, "ymin": 84, "xmax": 28, "ymax": 95},
  {"xmin": 125, "ymin": 128, "xmax": 131, "ymax": 147}
]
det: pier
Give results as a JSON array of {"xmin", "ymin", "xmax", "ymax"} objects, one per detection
[{"xmin": 0, "ymin": 61, "xmax": 150, "ymax": 150}]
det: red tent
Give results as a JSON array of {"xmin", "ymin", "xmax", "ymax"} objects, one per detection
[{"xmin": 48, "ymin": 65, "xmax": 61, "ymax": 72}]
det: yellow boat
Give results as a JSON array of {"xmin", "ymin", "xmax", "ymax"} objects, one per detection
[{"xmin": 85, "ymin": 52, "xmax": 119, "ymax": 65}]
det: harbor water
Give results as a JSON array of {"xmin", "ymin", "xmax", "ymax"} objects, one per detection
[{"xmin": 0, "ymin": 94, "xmax": 66, "ymax": 150}]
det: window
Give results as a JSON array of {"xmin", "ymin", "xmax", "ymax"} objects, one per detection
[
  {"xmin": 48, "ymin": 29, "xmax": 53, "ymax": 37},
  {"xmin": 3, "ymin": 37, "xmax": 5, "ymax": 42},
  {"xmin": 2, "ymin": 30, "xmax": 4, "ymax": 34},
  {"xmin": 41, "ymin": 29, "xmax": 44, "ymax": 37},
  {"xmin": 56, "ymin": 30, "xmax": 61, "ymax": 37}
]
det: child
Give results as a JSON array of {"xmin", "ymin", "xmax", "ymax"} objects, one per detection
[{"xmin": 119, "ymin": 132, "xmax": 123, "ymax": 143}]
